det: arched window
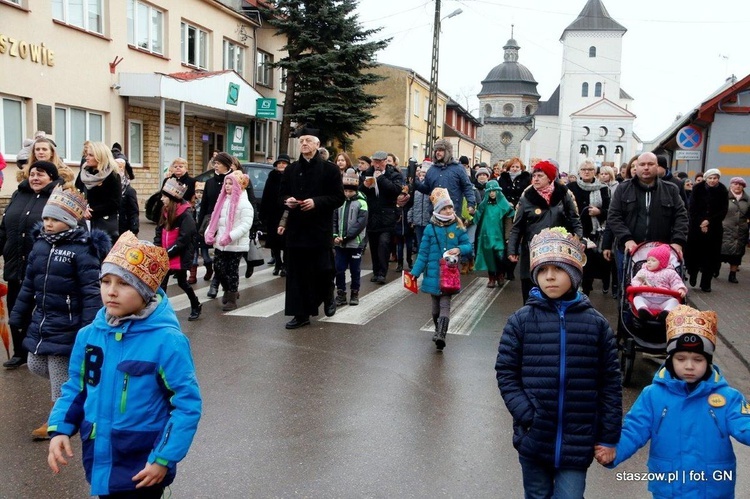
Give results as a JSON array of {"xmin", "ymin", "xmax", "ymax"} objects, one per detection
[
  {"xmin": 525, "ymin": 105, "xmax": 533, "ymax": 116},
  {"xmin": 582, "ymin": 82, "xmax": 589, "ymax": 97},
  {"xmin": 483, "ymin": 104, "xmax": 492, "ymax": 116},
  {"xmin": 589, "ymin": 46, "xmax": 596, "ymax": 58},
  {"xmin": 501, "ymin": 132, "xmax": 513, "ymax": 145},
  {"xmin": 595, "ymin": 82, "xmax": 602, "ymax": 97},
  {"xmin": 503, "ymin": 103, "xmax": 514, "ymax": 117}
]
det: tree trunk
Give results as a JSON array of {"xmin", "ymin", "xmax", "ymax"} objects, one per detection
[{"xmin": 279, "ymin": 71, "xmax": 297, "ymax": 155}]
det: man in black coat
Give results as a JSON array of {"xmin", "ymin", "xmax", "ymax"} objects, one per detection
[{"xmin": 279, "ymin": 132, "xmax": 345, "ymax": 329}]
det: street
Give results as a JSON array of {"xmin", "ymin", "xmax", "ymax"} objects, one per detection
[{"xmin": 1, "ymin": 221, "xmax": 749, "ymax": 498}]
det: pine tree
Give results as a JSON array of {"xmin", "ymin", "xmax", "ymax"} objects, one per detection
[{"xmin": 260, "ymin": 0, "xmax": 390, "ymax": 153}]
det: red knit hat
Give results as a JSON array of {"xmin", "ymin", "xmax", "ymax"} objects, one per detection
[
  {"xmin": 533, "ymin": 161, "xmax": 557, "ymax": 182},
  {"xmin": 647, "ymin": 244, "xmax": 671, "ymax": 270}
]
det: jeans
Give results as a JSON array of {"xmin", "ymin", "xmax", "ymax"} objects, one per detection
[
  {"xmin": 519, "ymin": 456, "xmax": 587, "ymax": 499},
  {"xmin": 367, "ymin": 230, "xmax": 392, "ymax": 278},
  {"xmin": 335, "ymin": 247, "xmax": 362, "ymax": 292},
  {"xmin": 192, "ymin": 240, "xmax": 212, "ymax": 266},
  {"xmin": 414, "ymin": 225, "xmax": 426, "ymax": 253}
]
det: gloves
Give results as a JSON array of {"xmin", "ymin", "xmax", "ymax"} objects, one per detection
[{"xmin": 219, "ymin": 234, "xmax": 232, "ymax": 247}]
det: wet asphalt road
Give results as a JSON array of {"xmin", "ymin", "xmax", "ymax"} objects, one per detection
[{"xmin": 1, "ymin": 225, "xmax": 749, "ymax": 497}]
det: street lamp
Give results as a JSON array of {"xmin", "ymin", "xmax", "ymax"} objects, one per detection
[{"xmin": 426, "ymin": 3, "xmax": 462, "ymax": 157}]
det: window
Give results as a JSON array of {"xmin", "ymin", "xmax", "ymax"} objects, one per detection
[
  {"xmin": 483, "ymin": 104, "xmax": 492, "ymax": 117},
  {"xmin": 256, "ymin": 51, "xmax": 273, "ymax": 87},
  {"xmin": 595, "ymin": 82, "xmax": 602, "ymax": 97},
  {"xmin": 52, "ymin": 0, "xmax": 104, "ymax": 34},
  {"xmin": 255, "ymin": 121, "xmax": 267, "ymax": 153},
  {"xmin": 55, "ymin": 106, "xmax": 104, "ymax": 162},
  {"xmin": 582, "ymin": 126, "xmax": 590, "ymax": 136},
  {"xmin": 223, "ymin": 40, "xmax": 244, "ymax": 76},
  {"xmin": 1, "ymin": 98, "xmax": 23, "ymax": 157},
  {"xmin": 582, "ymin": 82, "xmax": 589, "ymax": 97},
  {"xmin": 501, "ymin": 131, "xmax": 513, "ymax": 145},
  {"xmin": 128, "ymin": 120, "xmax": 143, "ymax": 165},
  {"xmin": 589, "ymin": 46, "xmax": 596, "ymax": 57},
  {"xmin": 127, "ymin": 1, "xmax": 163, "ymax": 55},
  {"xmin": 599, "ymin": 126, "xmax": 608, "ymax": 137},
  {"xmin": 413, "ymin": 90, "xmax": 420, "ymax": 117},
  {"xmin": 279, "ymin": 68, "xmax": 287, "ymax": 92},
  {"xmin": 181, "ymin": 22, "xmax": 208, "ymax": 69},
  {"xmin": 525, "ymin": 105, "xmax": 533, "ymax": 116},
  {"xmin": 503, "ymin": 103, "xmax": 514, "ymax": 117},
  {"xmin": 437, "ymin": 104, "xmax": 443, "ymax": 127},
  {"xmin": 424, "ymin": 96, "xmax": 429, "ymax": 121}
]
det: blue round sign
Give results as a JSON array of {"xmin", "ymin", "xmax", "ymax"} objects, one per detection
[{"xmin": 677, "ymin": 125, "xmax": 703, "ymax": 150}]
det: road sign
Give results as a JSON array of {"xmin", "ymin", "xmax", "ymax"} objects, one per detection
[
  {"xmin": 676, "ymin": 125, "xmax": 703, "ymax": 150},
  {"xmin": 256, "ymin": 98, "xmax": 277, "ymax": 118},
  {"xmin": 675, "ymin": 150, "xmax": 702, "ymax": 160}
]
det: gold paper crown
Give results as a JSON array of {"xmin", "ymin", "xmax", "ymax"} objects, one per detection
[
  {"xmin": 47, "ymin": 185, "xmax": 87, "ymax": 221},
  {"xmin": 103, "ymin": 231, "xmax": 169, "ymax": 294},
  {"xmin": 529, "ymin": 227, "xmax": 587, "ymax": 273},
  {"xmin": 162, "ymin": 178, "xmax": 188, "ymax": 200},
  {"xmin": 666, "ymin": 305, "xmax": 718, "ymax": 347}
]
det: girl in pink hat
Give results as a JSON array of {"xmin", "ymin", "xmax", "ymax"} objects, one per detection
[{"xmin": 631, "ymin": 244, "xmax": 686, "ymax": 320}]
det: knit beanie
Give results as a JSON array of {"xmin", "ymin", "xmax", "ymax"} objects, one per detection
[
  {"xmin": 530, "ymin": 227, "xmax": 586, "ymax": 290},
  {"xmin": 430, "ymin": 187, "xmax": 453, "ymax": 214},
  {"xmin": 647, "ymin": 244, "xmax": 671, "ymax": 271},
  {"xmin": 665, "ymin": 305, "xmax": 717, "ymax": 364},
  {"xmin": 704, "ymin": 168, "xmax": 721, "ymax": 179},
  {"xmin": 533, "ymin": 160, "xmax": 557, "ymax": 182},
  {"xmin": 42, "ymin": 185, "xmax": 87, "ymax": 229},
  {"xmin": 29, "ymin": 161, "xmax": 59, "ymax": 181},
  {"xmin": 342, "ymin": 168, "xmax": 359, "ymax": 188},
  {"xmin": 475, "ymin": 167, "xmax": 491, "ymax": 178},
  {"xmin": 101, "ymin": 231, "xmax": 169, "ymax": 302}
]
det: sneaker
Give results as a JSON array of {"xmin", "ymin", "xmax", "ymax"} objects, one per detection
[
  {"xmin": 375, "ymin": 275, "xmax": 386, "ymax": 285},
  {"xmin": 188, "ymin": 304, "xmax": 202, "ymax": 321},
  {"xmin": 349, "ymin": 290, "xmax": 359, "ymax": 306}
]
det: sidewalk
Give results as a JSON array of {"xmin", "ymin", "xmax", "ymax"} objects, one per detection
[{"xmin": 687, "ymin": 259, "xmax": 750, "ymax": 392}]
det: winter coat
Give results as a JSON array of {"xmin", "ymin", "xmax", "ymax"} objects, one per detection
[
  {"xmin": 414, "ymin": 161, "xmax": 476, "ymax": 211},
  {"xmin": 686, "ymin": 181, "xmax": 728, "ymax": 274},
  {"xmin": 610, "ymin": 365, "xmax": 750, "ymax": 498},
  {"xmin": 495, "ymin": 288, "xmax": 622, "ymax": 470},
  {"xmin": 498, "ymin": 170, "xmax": 531, "ymax": 207},
  {"xmin": 47, "ymin": 290, "xmax": 202, "ymax": 496},
  {"xmin": 10, "ymin": 226, "xmax": 110, "ymax": 357},
  {"xmin": 154, "ymin": 203, "xmax": 197, "ymax": 270},
  {"xmin": 474, "ymin": 188, "xmax": 515, "ymax": 272},
  {"xmin": 607, "ymin": 178, "xmax": 688, "ymax": 252},
  {"xmin": 508, "ymin": 182, "xmax": 583, "ymax": 279},
  {"xmin": 721, "ymin": 190, "xmax": 750, "ymax": 257},
  {"xmin": 0, "ymin": 178, "xmax": 64, "ymax": 282},
  {"xmin": 259, "ymin": 169, "xmax": 286, "ymax": 250},
  {"xmin": 409, "ymin": 220, "xmax": 473, "ymax": 295},
  {"xmin": 333, "ymin": 193, "xmax": 368, "ymax": 250},
  {"xmin": 279, "ymin": 153, "xmax": 345, "ymax": 248},
  {"xmin": 359, "ymin": 165, "xmax": 403, "ymax": 233},
  {"xmin": 407, "ymin": 190, "xmax": 432, "ymax": 227},
  {"xmin": 567, "ymin": 181, "xmax": 610, "ymax": 239},
  {"xmin": 118, "ymin": 184, "xmax": 140, "ymax": 236},
  {"xmin": 632, "ymin": 267, "xmax": 687, "ymax": 297},
  {"xmin": 209, "ymin": 195, "xmax": 253, "ymax": 253},
  {"xmin": 75, "ymin": 170, "xmax": 122, "ymax": 242},
  {"xmin": 196, "ymin": 171, "xmax": 228, "ymax": 232}
]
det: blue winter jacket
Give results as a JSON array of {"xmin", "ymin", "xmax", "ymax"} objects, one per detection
[
  {"xmin": 414, "ymin": 161, "xmax": 476, "ymax": 210},
  {"xmin": 495, "ymin": 288, "xmax": 622, "ymax": 470},
  {"xmin": 409, "ymin": 220, "xmax": 472, "ymax": 295},
  {"xmin": 10, "ymin": 225, "xmax": 111, "ymax": 356},
  {"xmin": 47, "ymin": 290, "xmax": 202, "ymax": 496},
  {"xmin": 610, "ymin": 365, "xmax": 750, "ymax": 498}
]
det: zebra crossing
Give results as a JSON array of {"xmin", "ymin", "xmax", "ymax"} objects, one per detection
[{"xmin": 165, "ymin": 264, "xmax": 506, "ymax": 336}]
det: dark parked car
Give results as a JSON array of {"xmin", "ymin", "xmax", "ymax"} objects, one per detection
[{"xmin": 194, "ymin": 162, "xmax": 273, "ymax": 201}]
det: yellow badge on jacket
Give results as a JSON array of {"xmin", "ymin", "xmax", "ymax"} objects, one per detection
[
  {"xmin": 708, "ymin": 393, "xmax": 726, "ymax": 408},
  {"xmin": 741, "ymin": 401, "xmax": 750, "ymax": 415},
  {"xmin": 448, "ymin": 232, "xmax": 455, "ymax": 239}
]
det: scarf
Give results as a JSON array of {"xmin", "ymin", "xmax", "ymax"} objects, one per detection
[
  {"xmin": 732, "ymin": 191, "xmax": 743, "ymax": 201},
  {"xmin": 430, "ymin": 214, "xmax": 465, "ymax": 229},
  {"xmin": 79, "ymin": 162, "xmax": 115, "ymax": 189},
  {"xmin": 576, "ymin": 178, "xmax": 604, "ymax": 233},
  {"xmin": 120, "ymin": 171, "xmax": 131, "ymax": 196},
  {"xmin": 535, "ymin": 183, "xmax": 555, "ymax": 205},
  {"xmin": 40, "ymin": 227, "xmax": 77, "ymax": 245},
  {"xmin": 509, "ymin": 171, "xmax": 521, "ymax": 180},
  {"xmin": 205, "ymin": 177, "xmax": 242, "ymax": 245}
]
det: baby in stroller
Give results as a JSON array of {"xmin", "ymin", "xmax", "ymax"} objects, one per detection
[{"xmin": 631, "ymin": 244, "xmax": 686, "ymax": 321}]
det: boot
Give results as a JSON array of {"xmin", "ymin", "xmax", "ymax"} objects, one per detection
[
  {"xmin": 431, "ymin": 314, "xmax": 440, "ymax": 343},
  {"xmin": 31, "ymin": 423, "xmax": 49, "ymax": 440},
  {"xmin": 487, "ymin": 275, "xmax": 496, "ymax": 288},
  {"xmin": 222, "ymin": 291, "xmax": 239, "ymax": 305},
  {"xmin": 729, "ymin": 271, "xmax": 739, "ymax": 284},
  {"xmin": 188, "ymin": 265, "xmax": 198, "ymax": 285},
  {"xmin": 207, "ymin": 281, "xmax": 219, "ymax": 299},
  {"xmin": 349, "ymin": 290, "xmax": 359, "ymax": 306},
  {"xmin": 245, "ymin": 265, "xmax": 254, "ymax": 278},
  {"xmin": 335, "ymin": 289, "xmax": 348, "ymax": 306},
  {"xmin": 460, "ymin": 262, "xmax": 470, "ymax": 275},
  {"xmin": 435, "ymin": 317, "xmax": 449, "ymax": 351},
  {"xmin": 203, "ymin": 262, "xmax": 213, "ymax": 281},
  {"xmin": 222, "ymin": 291, "xmax": 238, "ymax": 311},
  {"xmin": 188, "ymin": 303, "xmax": 202, "ymax": 321}
]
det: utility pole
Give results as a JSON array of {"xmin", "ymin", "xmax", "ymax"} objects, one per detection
[{"xmin": 425, "ymin": 0, "xmax": 441, "ymax": 158}]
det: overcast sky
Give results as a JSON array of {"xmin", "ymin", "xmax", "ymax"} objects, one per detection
[{"xmin": 356, "ymin": 0, "xmax": 750, "ymax": 142}]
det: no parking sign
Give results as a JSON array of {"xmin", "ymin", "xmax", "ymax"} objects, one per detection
[{"xmin": 677, "ymin": 125, "xmax": 703, "ymax": 150}]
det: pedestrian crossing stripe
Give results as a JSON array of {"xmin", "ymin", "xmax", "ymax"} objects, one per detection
[
  {"xmin": 320, "ymin": 277, "xmax": 410, "ymax": 325},
  {"xmin": 166, "ymin": 266, "xmax": 276, "ymax": 311},
  {"xmin": 419, "ymin": 278, "xmax": 506, "ymax": 336}
]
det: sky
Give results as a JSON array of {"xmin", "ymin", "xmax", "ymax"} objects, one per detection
[{"xmin": 355, "ymin": 0, "xmax": 750, "ymax": 142}]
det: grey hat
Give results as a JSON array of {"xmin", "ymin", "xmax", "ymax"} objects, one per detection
[
  {"xmin": 372, "ymin": 151, "xmax": 388, "ymax": 161},
  {"xmin": 101, "ymin": 262, "xmax": 155, "ymax": 303}
]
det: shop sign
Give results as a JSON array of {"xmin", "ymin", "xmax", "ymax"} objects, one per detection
[
  {"xmin": 256, "ymin": 98, "xmax": 277, "ymax": 119},
  {"xmin": 228, "ymin": 123, "xmax": 248, "ymax": 161}
]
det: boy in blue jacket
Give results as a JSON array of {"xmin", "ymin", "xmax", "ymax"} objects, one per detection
[
  {"xmin": 496, "ymin": 227, "xmax": 622, "ymax": 499},
  {"xmin": 333, "ymin": 168, "xmax": 369, "ymax": 306},
  {"xmin": 596, "ymin": 305, "xmax": 750, "ymax": 498},
  {"xmin": 47, "ymin": 231, "xmax": 202, "ymax": 498}
]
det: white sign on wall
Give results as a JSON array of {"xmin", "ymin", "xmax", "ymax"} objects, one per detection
[
  {"xmin": 675, "ymin": 150, "xmax": 702, "ymax": 161},
  {"xmin": 162, "ymin": 124, "xmax": 182, "ymax": 177}
]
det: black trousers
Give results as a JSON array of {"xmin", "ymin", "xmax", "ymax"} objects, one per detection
[
  {"xmin": 100, "ymin": 485, "xmax": 164, "ymax": 499},
  {"xmin": 367, "ymin": 230, "xmax": 392, "ymax": 278},
  {"xmin": 161, "ymin": 270, "xmax": 200, "ymax": 309},
  {"xmin": 284, "ymin": 247, "xmax": 335, "ymax": 317}
]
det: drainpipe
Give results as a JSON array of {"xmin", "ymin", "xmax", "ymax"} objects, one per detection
[{"xmin": 407, "ymin": 71, "xmax": 415, "ymax": 161}]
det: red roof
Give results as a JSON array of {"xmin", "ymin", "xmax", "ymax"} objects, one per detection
[
  {"xmin": 165, "ymin": 70, "xmax": 233, "ymax": 82},
  {"xmin": 695, "ymin": 73, "xmax": 750, "ymax": 125}
]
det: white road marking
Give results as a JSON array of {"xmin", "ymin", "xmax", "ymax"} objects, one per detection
[
  {"xmin": 320, "ymin": 276, "xmax": 409, "ymax": 324},
  {"xmin": 167, "ymin": 266, "xmax": 277, "ymax": 311},
  {"xmin": 419, "ymin": 277, "xmax": 506, "ymax": 336}
]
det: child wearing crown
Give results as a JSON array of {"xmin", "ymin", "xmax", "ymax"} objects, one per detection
[
  {"xmin": 596, "ymin": 305, "xmax": 750, "ymax": 497},
  {"xmin": 47, "ymin": 231, "xmax": 202, "ymax": 498},
  {"xmin": 496, "ymin": 227, "xmax": 622, "ymax": 498},
  {"xmin": 9, "ymin": 184, "xmax": 111, "ymax": 439}
]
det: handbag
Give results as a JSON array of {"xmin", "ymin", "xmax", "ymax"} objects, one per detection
[
  {"xmin": 246, "ymin": 233, "xmax": 265, "ymax": 267},
  {"xmin": 439, "ymin": 258, "xmax": 461, "ymax": 294}
]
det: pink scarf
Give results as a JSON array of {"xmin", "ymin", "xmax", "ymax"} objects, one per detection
[
  {"xmin": 205, "ymin": 177, "xmax": 243, "ymax": 245},
  {"xmin": 535, "ymin": 183, "xmax": 555, "ymax": 205}
]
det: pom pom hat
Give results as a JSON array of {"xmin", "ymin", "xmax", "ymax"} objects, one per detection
[
  {"xmin": 533, "ymin": 160, "xmax": 557, "ymax": 182},
  {"xmin": 530, "ymin": 227, "xmax": 586, "ymax": 289},
  {"xmin": 666, "ymin": 305, "xmax": 717, "ymax": 362},
  {"xmin": 101, "ymin": 231, "xmax": 170, "ymax": 302},
  {"xmin": 161, "ymin": 178, "xmax": 188, "ymax": 201},
  {"xmin": 647, "ymin": 244, "xmax": 672, "ymax": 271},
  {"xmin": 42, "ymin": 185, "xmax": 87, "ymax": 229}
]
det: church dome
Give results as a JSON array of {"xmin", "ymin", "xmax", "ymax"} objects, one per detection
[{"xmin": 478, "ymin": 38, "xmax": 540, "ymax": 98}]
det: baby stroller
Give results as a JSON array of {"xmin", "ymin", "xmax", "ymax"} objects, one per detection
[{"xmin": 617, "ymin": 241, "xmax": 685, "ymax": 385}]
